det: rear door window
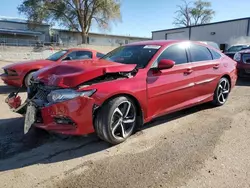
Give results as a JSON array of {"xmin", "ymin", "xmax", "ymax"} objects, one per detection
[
  {"xmin": 97, "ymin": 52, "xmax": 105, "ymax": 58},
  {"xmin": 75, "ymin": 51, "xmax": 92, "ymax": 59},
  {"xmin": 65, "ymin": 51, "xmax": 93, "ymax": 60},
  {"xmin": 209, "ymin": 49, "xmax": 222, "ymax": 60},
  {"xmin": 189, "ymin": 44, "xmax": 213, "ymax": 62}
]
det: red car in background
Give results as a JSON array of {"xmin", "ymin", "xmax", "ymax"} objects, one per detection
[
  {"xmin": 6, "ymin": 40, "xmax": 237, "ymax": 145},
  {"xmin": 0, "ymin": 48, "xmax": 105, "ymax": 87},
  {"xmin": 233, "ymin": 49, "xmax": 250, "ymax": 77}
]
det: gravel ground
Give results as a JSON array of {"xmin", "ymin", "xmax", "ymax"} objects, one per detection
[{"xmin": 0, "ymin": 60, "xmax": 250, "ymax": 188}]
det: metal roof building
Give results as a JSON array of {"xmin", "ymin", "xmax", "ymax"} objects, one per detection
[
  {"xmin": 152, "ymin": 17, "xmax": 250, "ymax": 50},
  {"xmin": 0, "ymin": 16, "xmax": 150, "ymax": 47}
]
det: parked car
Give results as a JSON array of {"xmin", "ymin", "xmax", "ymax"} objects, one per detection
[
  {"xmin": 0, "ymin": 48, "xmax": 105, "ymax": 87},
  {"xmin": 5, "ymin": 40, "xmax": 237, "ymax": 145},
  {"xmin": 224, "ymin": 44, "xmax": 250, "ymax": 59},
  {"xmin": 233, "ymin": 49, "xmax": 250, "ymax": 77}
]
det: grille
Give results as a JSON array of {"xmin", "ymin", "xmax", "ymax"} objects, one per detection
[
  {"xmin": 35, "ymin": 89, "xmax": 50, "ymax": 102},
  {"xmin": 31, "ymin": 83, "xmax": 59, "ymax": 102}
]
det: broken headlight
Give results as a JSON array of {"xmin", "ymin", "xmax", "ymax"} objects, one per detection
[{"xmin": 47, "ymin": 89, "xmax": 96, "ymax": 103}]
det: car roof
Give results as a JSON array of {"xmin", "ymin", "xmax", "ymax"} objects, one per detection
[
  {"xmin": 125, "ymin": 40, "xmax": 221, "ymax": 51},
  {"xmin": 126, "ymin": 40, "xmax": 184, "ymax": 47},
  {"xmin": 126, "ymin": 39, "xmax": 215, "ymax": 47}
]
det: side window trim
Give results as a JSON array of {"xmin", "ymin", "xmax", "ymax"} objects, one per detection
[{"xmin": 151, "ymin": 43, "xmax": 190, "ymax": 68}]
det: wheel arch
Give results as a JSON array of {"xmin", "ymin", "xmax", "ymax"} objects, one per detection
[
  {"xmin": 221, "ymin": 74, "xmax": 232, "ymax": 89},
  {"xmin": 22, "ymin": 69, "xmax": 39, "ymax": 86}
]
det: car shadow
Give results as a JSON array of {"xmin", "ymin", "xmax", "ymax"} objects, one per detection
[
  {"xmin": 141, "ymin": 102, "xmax": 214, "ymax": 131},
  {"xmin": 0, "ymin": 102, "xmax": 214, "ymax": 172},
  {"xmin": 0, "ymin": 85, "xmax": 26, "ymax": 95},
  {"xmin": 236, "ymin": 77, "xmax": 250, "ymax": 86}
]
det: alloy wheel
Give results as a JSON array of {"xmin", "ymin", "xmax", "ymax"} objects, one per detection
[
  {"xmin": 110, "ymin": 101, "xmax": 136, "ymax": 140},
  {"xmin": 217, "ymin": 79, "xmax": 230, "ymax": 104}
]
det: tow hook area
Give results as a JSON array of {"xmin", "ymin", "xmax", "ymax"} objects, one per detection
[{"xmin": 5, "ymin": 88, "xmax": 28, "ymax": 115}]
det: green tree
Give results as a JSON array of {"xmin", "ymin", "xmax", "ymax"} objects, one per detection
[
  {"xmin": 18, "ymin": 0, "xmax": 122, "ymax": 44},
  {"xmin": 173, "ymin": 0, "xmax": 215, "ymax": 27}
]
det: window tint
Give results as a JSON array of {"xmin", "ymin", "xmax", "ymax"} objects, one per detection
[
  {"xmin": 209, "ymin": 49, "xmax": 221, "ymax": 60},
  {"xmin": 46, "ymin": 50, "xmax": 68, "ymax": 61},
  {"xmin": 97, "ymin": 52, "xmax": 105, "ymax": 58},
  {"xmin": 157, "ymin": 44, "xmax": 188, "ymax": 65},
  {"xmin": 75, "ymin": 51, "xmax": 92, "ymax": 59},
  {"xmin": 66, "ymin": 51, "xmax": 92, "ymax": 60},
  {"xmin": 189, "ymin": 44, "xmax": 213, "ymax": 62}
]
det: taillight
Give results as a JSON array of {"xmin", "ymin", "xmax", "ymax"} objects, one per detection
[{"xmin": 233, "ymin": 52, "xmax": 241, "ymax": 62}]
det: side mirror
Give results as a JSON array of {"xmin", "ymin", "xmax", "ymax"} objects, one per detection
[
  {"xmin": 62, "ymin": 56, "xmax": 72, "ymax": 61},
  {"xmin": 158, "ymin": 59, "xmax": 175, "ymax": 70}
]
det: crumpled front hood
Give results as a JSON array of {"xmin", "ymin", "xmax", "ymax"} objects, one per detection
[{"xmin": 33, "ymin": 59, "xmax": 137, "ymax": 88}]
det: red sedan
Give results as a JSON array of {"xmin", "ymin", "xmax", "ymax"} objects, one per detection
[
  {"xmin": 0, "ymin": 48, "xmax": 105, "ymax": 87},
  {"xmin": 6, "ymin": 40, "xmax": 237, "ymax": 145}
]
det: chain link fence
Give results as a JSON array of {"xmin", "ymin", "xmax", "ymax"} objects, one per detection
[{"xmin": 0, "ymin": 38, "xmax": 117, "ymax": 61}]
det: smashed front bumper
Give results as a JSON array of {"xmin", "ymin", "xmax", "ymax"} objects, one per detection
[
  {"xmin": 5, "ymin": 88, "xmax": 96, "ymax": 135},
  {"xmin": 35, "ymin": 96, "xmax": 96, "ymax": 135}
]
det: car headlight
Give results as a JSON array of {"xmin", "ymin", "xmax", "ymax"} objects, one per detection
[
  {"xmin": 47, "ymin": 89, "xmax": 96, "ymax": 103},
  {"xmin": 233, "ymin": 52, "xmax": 241, "ymax": 62}
]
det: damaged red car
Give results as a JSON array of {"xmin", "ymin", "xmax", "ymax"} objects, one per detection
[{"xmin": 6, "ymin": 40, "xmax": 237, "ymax": 145}]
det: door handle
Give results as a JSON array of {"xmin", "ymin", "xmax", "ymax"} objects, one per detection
[
  {"xmin": 184, "ymin": 68, "xmax": 193, "ymax": 75},
  {"xmin": 213, "ymin": 64, "xmax": 219, "ymax": 69}
]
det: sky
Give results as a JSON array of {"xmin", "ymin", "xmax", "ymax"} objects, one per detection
[{"xmin": 1, "ymin": 0, "xmax": 250, "ymax": 38}]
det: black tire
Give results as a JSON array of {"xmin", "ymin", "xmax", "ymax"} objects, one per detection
[
  {"xmin": 95, "ymin": 96, "xmax": 137, "ymax": 145},
  {"xmin": 24, "ymin": 71, "xmax": 36, "ymax": 88},
  {"xmin": 212, "ymin": 77, "xmax": 231, "ymax": 106}
]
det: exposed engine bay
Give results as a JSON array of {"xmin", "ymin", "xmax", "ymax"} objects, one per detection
[{"xmin": 5, "ymin": 69, "xmax": 137, "ymax": 113}]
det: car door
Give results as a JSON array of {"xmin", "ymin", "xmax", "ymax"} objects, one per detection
[
  {"xmin": 147, "ymin": 43, "xmax": 197, "ymax": 119},
  {"xmin": 187, "ymin": 43, "xmax": 222, "ymax": 98}
]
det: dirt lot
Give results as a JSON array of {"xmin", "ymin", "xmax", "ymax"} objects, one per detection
[{"xmin": 0, "ymin": 60, "xmax": 250, "ymax": 188}]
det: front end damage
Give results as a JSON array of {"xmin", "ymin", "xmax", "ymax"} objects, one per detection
[
  {"xmin": 5, "ymin": 79, "xmax": 96, "ymax": 135},
  {"xmin": 5, "ymin": 63, "xmax": 137, "ymax": 135}
]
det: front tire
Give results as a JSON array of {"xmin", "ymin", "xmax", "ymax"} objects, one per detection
[
  {"xmin": 24, "ymin": 71, "xmax": 36, "ymax": 88},
  {"xmin": 95, "ymin": 96, "xmax": 137, "ymax": 145},
  {"xmin": 212, "ymin": 77, "xmax": 230, "ymax": 106}
]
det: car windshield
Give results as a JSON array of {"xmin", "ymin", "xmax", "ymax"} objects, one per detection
[
  {"xmin": 100, "ymin": 45, "xmax": 161, "ymax": 68},
  {"xmin": 46, "ymin": 50, "xmax": 68, "ymax": 61},
  {"xmin": 227, "ymin": 45, "xmax": 250, "ymax": 52}
]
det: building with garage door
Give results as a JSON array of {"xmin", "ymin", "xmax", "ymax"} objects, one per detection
[{"xmin": 152, "ymin": 17, "xmax": 250, "ymax": 51}]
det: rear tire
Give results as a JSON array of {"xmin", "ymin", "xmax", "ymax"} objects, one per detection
[
  {"xmin": 95, "ymin": 96, "xmax": 137, "ymax": 145},
  {"xmin": 212, "ymin": 77, "xmax": 230, "ymax": 106}
]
